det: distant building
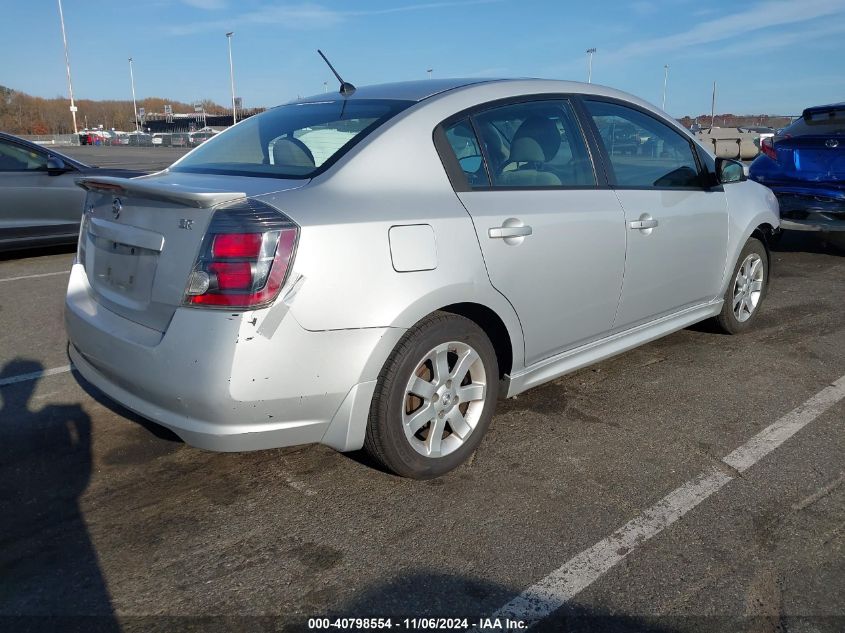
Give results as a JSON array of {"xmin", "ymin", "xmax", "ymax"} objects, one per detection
[{"xmin": 138, "ymin": 109, "xmax": 264, "ymax": 133}]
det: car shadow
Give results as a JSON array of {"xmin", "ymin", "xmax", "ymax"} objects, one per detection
[
  {"xmin": 71, "ymin": 359, "xmax": 182, "ymax": 444},
  {"xmin": 771, "ymin": 230, "xmax": 844, "ymax": 256},
  {"xmin": 0, "ymin": 358, "xmax": 120, "ymax": 632},
  {"xmin": 0, "ymin": 243, "xmax": 76, "ymax": 262},
  {"xmin": 341, "ymin": 448, "xmax": 396, "ymax": 475}
]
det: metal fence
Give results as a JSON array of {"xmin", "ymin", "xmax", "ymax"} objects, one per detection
[{"xmin": 20, "ymin": 134, "xmax": 80, "ymax": 147}]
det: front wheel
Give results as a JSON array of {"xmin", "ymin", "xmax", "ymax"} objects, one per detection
[
  {"xmin": 715, "ymin": 237, "xmax": 769, "ymax": 334},
  {"xmin": 364, "ymin": 312, "xmax": 499, "ymax": 479}
]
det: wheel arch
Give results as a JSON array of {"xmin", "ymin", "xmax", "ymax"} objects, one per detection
[
  {"xmin": 439, "ymin": 302, "xmax": 514, "ymax": 381},
  {"xmin": 751, "ymin": 222, "xmax": 777, "ymax": 251}
]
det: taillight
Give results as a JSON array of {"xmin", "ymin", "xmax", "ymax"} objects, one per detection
[
  {"xmin": 184, "ymin": 198, "xmax": 298, "ymax": 309},
  {"xmin": 761, "ymin": 137, "xmax": 777, "ymax": 160},
  {"xmin": 76, "ymin": 206, "xmax": 91, "ymax": 269}
]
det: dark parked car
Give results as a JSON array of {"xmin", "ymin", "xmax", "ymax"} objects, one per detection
[
  {"xmin": 0, "ymin": 132, "xmax": 143, "ymax": 251},
  {"xmin": 78, "ymin": 131, "xmax": 97, "ymax": 145},
  {"xmin": 749, "ymin": 103, "xmax": 845, "ymax": 244},
  {"xmin": 170, "ymin": 133, "xmax": 190, "ymax": 148},
  {"xmin": 127, "ymin": 132, "xmax": 153, "ymax": 146}
]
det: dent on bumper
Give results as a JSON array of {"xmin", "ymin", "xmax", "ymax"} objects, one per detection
[
  {"xmin": 70, "ymin": 344, "xmax": 336, "ymax": 451},
  {"xmin": 771, "ymin": 190, "xmax": 845, "ymax": 232},
  {"xmin": 65, "ymin": 264, "xmax": 405, "ymax": 452},
  {"xmin": 780, "ymin": 218, "xmax": 845, "ymax": 232}
]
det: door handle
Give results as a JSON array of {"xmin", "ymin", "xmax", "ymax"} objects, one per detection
[
  {"xmin": 489, "ymin": 225, "xmax": 533, "ymax": 239},
  {"xmin": 628, "ymin": 217, "xmax": 659, "ymax": 230}
]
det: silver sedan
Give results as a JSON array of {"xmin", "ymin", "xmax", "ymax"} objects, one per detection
[{"xmin": 65, "ymin": 78, "xmax": 779, "ymax": 478}]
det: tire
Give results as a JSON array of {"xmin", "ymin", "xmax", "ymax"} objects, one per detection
[
  {"xmin": 715, "ymin": 237, "xmax": 769, "ymax": 334},
  {"xmin": 364, "ymin": 312, "xmax": 499, "ymax": 479}
]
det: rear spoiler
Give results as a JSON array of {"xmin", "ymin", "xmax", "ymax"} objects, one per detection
[
  {"xmin": 802, "ymin": 103, "xmax": 845, "ymax": 122},
  {"xmin": 76, "ymin": 176, "xmax": 245, "ymax": 209}
]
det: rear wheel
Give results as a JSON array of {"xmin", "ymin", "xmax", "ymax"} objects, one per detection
[
  {"xmin": 715, "ymin": 237, "xmax": 768, "ymax": 334},
  {"xmin": 364, "ymin": 312, "xmax": 499, "ymax": 479}
]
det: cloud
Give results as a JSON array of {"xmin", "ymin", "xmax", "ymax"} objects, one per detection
[
  {"xmin": 181, "ymin": 0, "xmax": 226, "ymax": 9},
  {"xmin": 606, "ymin": 0, "xmax": 845, "ymax": 61},
  {"xmin": 630, "ymin": 1, "xmax": 657, "ymax": 15},
  {"xmin": 683, "ymin": 18, "xmax": 845, "ymax": 59},
  {"xmin": 170, "ymin": 0, "xmax": 502, "ymax": 35}
]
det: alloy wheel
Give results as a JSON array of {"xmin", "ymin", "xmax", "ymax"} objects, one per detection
[
  {"xmin": 401, "ymin": 341, "xmax": 487, "ymax": 458},
  {"xmin": 732, "ymin": 253, "xmax": 764, "ymax": 322}
]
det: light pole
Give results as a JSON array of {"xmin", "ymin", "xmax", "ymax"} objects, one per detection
[
  {"xmin": 427, "ymin": 68, "xmax": 433, "ymax": 80},
  {"xmin": 711, "ymin": 81, "xmax": 717, "ymax": 128},
  {"xmin": 57, "ymin": 0, "xmax": 78, "ymax": 134},
  {"xmin": 226, "ymin": 32, "xmax": 237, "ymax": 125},
  {"xmin": 323, "ymin": 81, "xmax": 328, "ymax": 93},
  {"xmin": 662, "ymin": 64, "xmax": 669, "ymax": 111},
  {"xmin": 128, "ymin": 57, "xmax": 140, "ymax": 133},
  {"xmin": 586, "ymin": 48, "xmax": 596, "ymax": 83}
]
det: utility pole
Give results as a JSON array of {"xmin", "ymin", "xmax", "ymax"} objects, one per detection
[
  {"xmin": 586, "ymin": 48, "xmax": 596, "ymax": 83},
  {"xmin": 226, "ymin": 32, "xmax": 237, "ymax": 125},
  {"xmin": 662, "ymin": 64, "xmax": 670, "ymax": 111},
  {"xmin": 57, "ymin": 0, "xmax": 78, "ymax": 134},
  {"xmin": 129, "ymin": 57, "xmax": 140, "ymax": 133},
  {"xmin": 711, "ymin": 81, "xmax": 717, "ymax": 128}
]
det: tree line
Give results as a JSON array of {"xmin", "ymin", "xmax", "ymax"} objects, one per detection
[
  {"xmin": 0, "ymin": 85, "xmax": 230, "ymax": 135},
  {"xmin": 2, "ymin": 84, "xmax": 799, "ymax": 136}
]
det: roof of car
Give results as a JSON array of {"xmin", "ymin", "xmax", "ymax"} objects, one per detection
[
  {"xmin": 292, "ymin": 78, "xmax": 667, "ymax": 120},
  {"xmin": 296, "ymin": 78, "xmax": 503, "ymax": 103}
]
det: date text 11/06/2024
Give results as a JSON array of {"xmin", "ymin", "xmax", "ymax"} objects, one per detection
[{"xmin": 307, "ymin": 617, "xmax": 528, "ymax": 630}]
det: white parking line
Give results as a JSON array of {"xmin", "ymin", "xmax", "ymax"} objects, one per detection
[
  {"xmin": 0, "ymin": 364, "xmax": 74, "ymax": 387},
  {"xmin": 494, "ymin": 375, "xmax": 845, "ymax": 626},
  {"xmin": 0, "ymin": 270, "xmax": 70, "ymax": 283}
]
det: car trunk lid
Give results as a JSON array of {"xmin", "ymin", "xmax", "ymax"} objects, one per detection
[
  {"xmin": 76, "ymin": 173, "xmax": 306, "ymax": 332},
  {"xmin": 775, "ymin": 135, "xmax": 845, "ymax": 183}
]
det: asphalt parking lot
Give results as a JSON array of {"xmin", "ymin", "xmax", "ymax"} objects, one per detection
[
  {"xmin": 1, "ymin": 230, "xmax": 843, "ymax": 631},
  {"xmin": 62, "ymin": 145, "xmax": 191, "ymax": 172}
]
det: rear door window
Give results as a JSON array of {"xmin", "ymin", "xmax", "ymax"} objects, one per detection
[{"xmin": 473, "ymin": 100, "xmax": 596, "ymax": 188}]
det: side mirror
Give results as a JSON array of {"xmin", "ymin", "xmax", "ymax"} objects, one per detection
[
  {"xmin": 716, "ymin": 157, "xmax": 745, "ymax": 184},
  {"xmin": 46, "ymin": 156, "xmax": 69, "ymax": 175}
]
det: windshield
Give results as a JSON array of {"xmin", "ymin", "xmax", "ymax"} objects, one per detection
[{"xmin": 172, "ymin": 99, "xmax": 413, "ymax": 179}]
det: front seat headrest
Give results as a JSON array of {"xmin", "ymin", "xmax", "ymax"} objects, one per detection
[
  {"xmin": 509, "ymin": 116, "xmax": 561, "ymax": 163},
  {"xmin": 508, "ymin": 136, "xmax": 547, "ymax": 164}
]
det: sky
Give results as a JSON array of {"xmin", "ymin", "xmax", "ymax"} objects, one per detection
[{"xmin": 1, "ymin": 0, "xmax": 844, "ymax": 117}]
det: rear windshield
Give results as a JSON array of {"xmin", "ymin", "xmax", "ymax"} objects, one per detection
[
  {"xmin": 783, "ymin": 106, "xmax": 845, "ymax": 136},
  {"xmin": 172, "ymin": 99, "xmax": 413, "ymax": 179}
]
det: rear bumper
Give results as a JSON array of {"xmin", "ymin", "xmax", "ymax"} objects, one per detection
[
  {"xmin": 780, "ymin": 218, "xmax": 845, "ymax": 232},
  {"xmin": 65, "ymin": 263, "xmax": 404, "ymax": 451},
  {"xmin": 769, "ymin": 186, "xmax": 845, "ymax": 232}
]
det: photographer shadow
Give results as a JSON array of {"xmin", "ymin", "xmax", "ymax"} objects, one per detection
[{"xmin": 0, "ymin": 359, "xmax": 119, "ymax": 632}]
